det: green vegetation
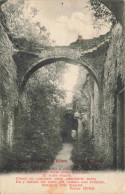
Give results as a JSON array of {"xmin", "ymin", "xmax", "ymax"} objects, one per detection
[
  {"xmin": 90, "ymin": 0, "xmax": 116, "ymax": 30},
  {"xmin": 0, "ymin": 0, "xmax": 67, "ymax": 172},
  {"xmin": 71, "ymin": 129, "xmax": 101, "ymax": 171},
  {"xmin": 0, "ymin": 63, "xmax": 67, "ymax": 172},
  {"xmin": 2, "ymin": 0, "xmax": 54, "ymax": 51}
]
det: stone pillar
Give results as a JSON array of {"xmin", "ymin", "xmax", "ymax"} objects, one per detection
[
  {"xmin": 7, "ymin": 113, "xmax": 14, "ymax": 148},
  {"xmin": 78, "ymin": 116, "xmax": 83, "ymax": 136},
  {"xmin": 74, "ymin": 112, "xmax": 85, "ymax": 152},
  {"xmin": 90, "ymin": 93, "xmax": 94, "ymax": 136},
  {"xmin": 77, "ymin": 115, "xmax": 84, "ymax": 152}
]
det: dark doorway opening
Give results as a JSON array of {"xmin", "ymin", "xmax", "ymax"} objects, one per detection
[{"xmin": 60, "ymin": 111, "xmax": 77, "ymax": 143}]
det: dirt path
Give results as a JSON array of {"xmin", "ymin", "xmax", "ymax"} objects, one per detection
[{"xmin": 50, "ymin": 143, "xmax": 73, "ymax": 171}]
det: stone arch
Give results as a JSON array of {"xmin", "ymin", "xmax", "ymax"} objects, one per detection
[{"xmin": 20, "ymin": 57, "xmax": 100, "ymax": 93}]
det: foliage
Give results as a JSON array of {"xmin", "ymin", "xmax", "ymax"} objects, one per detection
[
  {"xmin": 71, "ymin": 129, "xmax": 102, "ymax": 171},
  {"xmin": 0, "ymin": 142, "xmax": 16, "ymax": 172},
  {"xmin": 15, "ymin": 63, "xmax": 66, "ymax": 172},
  {"xmin": 0, "ymin": 61, "xmax": 67, "ymax": 172},
  {"xmin": 0, "ymin": 0, "xmax": 68, "ymax": 172},
  {"xmin": 2, "ymin": 0, "xmax": 53, "ymax": 49},
  {"xmin": 71, "ymin": 67, "xmax": 103, "ymax": 171},
  {"xmin": 89, "ymin": 0, "xmax": 116, "ymax": 29}
]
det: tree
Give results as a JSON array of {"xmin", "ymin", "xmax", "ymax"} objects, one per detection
[
  {"xmin": 2, "ymin": 0, "xmax": 52, "ymax": 49},
  {"xmin": 96, "ymin": 0, "xmax": 124, "ymax": 24},
  {"xmin": 89, "ymin": 0, "xmax": 116, "ymax": 29},
  {"xmin": 0, "ymin": 0, "xmax": 69, "ymax": 171},
  {"xmin": 5, "ymin": 62, "xmax": 67, "ymax": 172}
]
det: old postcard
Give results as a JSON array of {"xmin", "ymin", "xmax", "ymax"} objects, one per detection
[{"xmin": 0, "ymin": 0, "xmax": 125, "ymax": 193}]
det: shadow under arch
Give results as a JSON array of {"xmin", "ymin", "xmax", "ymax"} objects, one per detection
[{"xmin": 20, "ymin": 57, "xmax": 100, "ymax": 93}]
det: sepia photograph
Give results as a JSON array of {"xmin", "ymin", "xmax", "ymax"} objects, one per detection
[{"xmin": 0, "ymin": 0, "xmax": 125, "ymax": 193}]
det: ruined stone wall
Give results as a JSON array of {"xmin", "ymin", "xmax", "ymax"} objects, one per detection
[
  {"xmin": 93, "ymin": 23, "xmax": 124, "ymax": 169},
  {"xmin": 0, "ymin": 13, "xmax": 18, "ymax": 147}
]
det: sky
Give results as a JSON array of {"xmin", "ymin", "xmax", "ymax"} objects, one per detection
[
  {"xmin": 28, "ymin": 0, "xmax": 111, "ymax": 46},
  {"xmin": 63, "ymin": 64, "xmax": 79, "ymax": 103},
  {"xmin": 27, "ymin": 0, "xmax": 111, "ymax": 103}
]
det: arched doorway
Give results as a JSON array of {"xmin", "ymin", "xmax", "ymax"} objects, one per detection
[{"xmin": 60, "ymin": 110, "xmax": 78, "ymax": 142}]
